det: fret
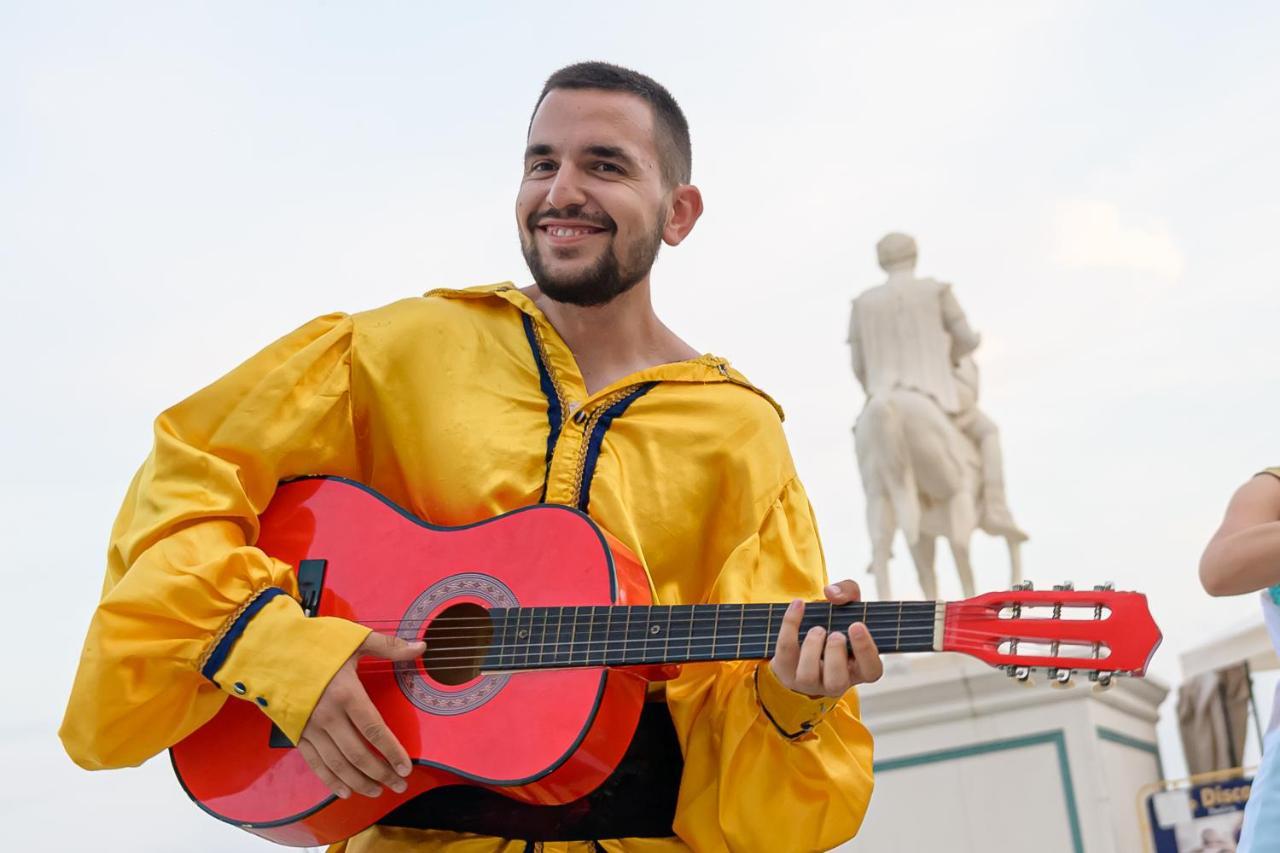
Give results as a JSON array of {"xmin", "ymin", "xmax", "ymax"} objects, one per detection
[
  {"xmin": 798, "ymin": 603, "xmax": 826, "ymax": 637},
  {"xmin": 636, "ymin": 607, "xmax": 653, "ymax": 665},
  {"xmin": 663, "ymin": 605, "xmax": 673, "ymax": 662},
  {"xmin": 895, "ymin": 600, "xmax": 903, "ymax": 653},
  {"xmin": 763, "ymin": 604, "xmax": 780, "ymax": 659},
  {"xmin": 599, "ymin": 606, "xmax": 621, "ymax": 666},
  {"xmin": 532, "ymin": 607, "xmax": 548, "ymax": 667},
  {"xmin": 649, "ymin": 606, "xmax": 668, "ymax": 665},
  {"xmin": 526, "ymin": 607, "xmax": 540, "ymax": 670},
  {"xmin": 486, "ymin": 608, "xmax": 508, "ymax": 670},
  {"xmin": 597, "ymin": 605, "xmax": 611, "ymax": 666},
  {"xmin": 859, "ymin": 601, "xmax": 900, "ymax": 654},
  {"xmin": 690, "ymin": 606, "xmax": 718, "ymax": 661},
  {"xmin": 727, "ymin": 604, "xmax": 744, "ymax": 660},
  {"xmin": 740, "ymin": 605, "xmax": 771, "ymax": 659},
  {"xmin": 716, "ymin": 604, "xmax": 743, "ymax": 660},
  {"xmin": 512, "ymin": 607, "xmax": 528, "ymax": 670},
  {"xmin": 568, "ymin": 606, "xmax": 583, "ymax": 667},
  {"xmin": 832, "ymin": 602, "xmax": 862, "ymax": 649},
  {"xmin": 672, "ymin": 605, "xmax": 694, "ymax": 662},
  {"xmin": 901, "ymin": 601, "xmax": 939, "ymax": 653},
  {"xmin": 616, "ymin": 605, "xmax": 635, "ymax": 666},
  {"xmin": 585, "ymin": 605, "xmax": 597, "ymax": 666},
  {"xmin": 855, "ymin": 602, "xmax": 873, "ymax": 634},
  {"xmin": 861, "ymin": 601, "xmax": 925, "ymax": 653},
  {"xmin": 550, "ymin": 606, "xmax": 567, "ymax": 667}
]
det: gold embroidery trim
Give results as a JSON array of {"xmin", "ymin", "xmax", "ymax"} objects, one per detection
[{"xmin": 197, "ymin": 585, "xmax": 277, "ymax": 676}]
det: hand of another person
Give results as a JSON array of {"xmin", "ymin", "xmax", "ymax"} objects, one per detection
[
  {"xmin": 769, "ymin": 579, "xmax": 884, "ymax": 698},
  {"xmin": 296, "ymin": 633, "xmax": 426, "ymax": 799}
]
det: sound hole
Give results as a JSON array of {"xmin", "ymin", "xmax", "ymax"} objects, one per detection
[{"xmin": 422, "ymin": 602, "xmax": 491, "ymax": 686}]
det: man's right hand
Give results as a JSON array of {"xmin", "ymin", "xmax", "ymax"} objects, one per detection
[{"xmin": 296, "ymin": 633, "xmax": 426, "ymax": 799}]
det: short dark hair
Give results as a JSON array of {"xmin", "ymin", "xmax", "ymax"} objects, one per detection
[{"xmin": 530, "ymin": 61, "xmax": 692, "ymax": 187}]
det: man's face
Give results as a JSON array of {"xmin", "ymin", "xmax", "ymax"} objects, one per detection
[{"xmin": 517, "ymin": 88, "xmax": 670, "ymax": 307}]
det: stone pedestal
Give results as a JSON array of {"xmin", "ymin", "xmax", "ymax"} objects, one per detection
[{"xmin": 836, "ymin": 654, "xmax": 1169, "ymax": 853}]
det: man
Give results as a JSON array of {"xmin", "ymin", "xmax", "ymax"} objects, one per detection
[
  {"xmin": 848, "ymin": 232, "xmax": 1026, "ymax": 540},
  {"xmin": 62, "ymin": 63, "xmax": 880, "ymax": 852}
]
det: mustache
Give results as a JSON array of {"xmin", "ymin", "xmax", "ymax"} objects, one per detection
[{"xmin": 528, "ymin": 206, "xmax": 615, "ymax": 232}]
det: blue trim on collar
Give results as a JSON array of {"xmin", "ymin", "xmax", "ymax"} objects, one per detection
[
  {"xmin": 201, "ymin": 587, "xmax": 289, "ymax": 683},
  {"xmin": 521, "ymin": 315, "xmax": 563, "ymax": 503},
  {"xmin": 577, "ymin": 382, "xmax": 657, "ymax": 513}
]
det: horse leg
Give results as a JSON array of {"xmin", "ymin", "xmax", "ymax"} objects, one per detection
[
  {"xmin": 865, "ymin": 493, "xmax": 896, "ymax": 600},
  {"xmin": 1007, "ymin": 538, "xmax": 1023, "ymax": 588},
  {"xmin": 908, "ymin": 535, "xmax": 938, "ymax": 600},
  {"xmin": 949, "ymin": 537, "xmax": 977, "ymax": 598}
]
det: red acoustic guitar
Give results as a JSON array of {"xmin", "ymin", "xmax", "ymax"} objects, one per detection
[{"xmin": 170, "ymin": 476, "xmax": 1161, "ymax": 846}]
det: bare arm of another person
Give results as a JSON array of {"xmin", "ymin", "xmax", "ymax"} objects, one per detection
[{"xmin": 1200, "ymin": 470, "xmax": 1280, "ymax": 597}]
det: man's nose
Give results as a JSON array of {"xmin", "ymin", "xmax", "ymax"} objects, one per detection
[{"xmin": 545, "ymin": 163, "xmax": 589, "ymax": 211}]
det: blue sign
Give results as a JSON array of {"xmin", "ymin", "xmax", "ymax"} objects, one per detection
[{"xmin": 1146, "ymin": 776, "xmax": 1253, "ymax": 852}]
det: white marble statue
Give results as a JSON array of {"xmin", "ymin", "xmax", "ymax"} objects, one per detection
[{"xmin": 848, "ymin": 233, "xmax": 1027, "ymax": 600}]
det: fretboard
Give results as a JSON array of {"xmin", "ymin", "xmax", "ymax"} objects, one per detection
[{"xmin": 481, "ymin": 602, "xmax": 940, "ymax": 672}]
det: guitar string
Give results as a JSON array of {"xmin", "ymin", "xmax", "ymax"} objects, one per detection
[
  {"xmin": 345, "ymin": 612, "xmax": 1095, "ymax": 635},
  {"xmin": 347, "ymin": 621, "xmax": 1119, "ymax": 675},
  {"xmin": 353, "ymin": 615, "xmax": 958, "ymax": 645},
  {"xmin": 343, "ymin": 619, "xmax": 1101, "ymax": 652},
  {"xmin": 351, "ymin": 616, "xmax": 1095, "ymax": 645},
  {"xmin": 343, "ymin": 625, "xmax": 1109, "ymax": 670},
  {"xmin": 352, "ymin": 646, "xmax": 1121, "ymax": 677},
  {"xmin": 333, "ymin": 601, "xmax": 1085, "ymax": 626}
]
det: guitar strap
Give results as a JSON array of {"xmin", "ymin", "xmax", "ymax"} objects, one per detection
[{"xmin": 378, "ymin": 701, "xmax": 683, "ymax": 841}]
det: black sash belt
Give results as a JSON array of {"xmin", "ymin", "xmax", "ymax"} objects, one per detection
[{"xmin": 379, "ymin": 702, "xmax": 683, "ymax": 841}]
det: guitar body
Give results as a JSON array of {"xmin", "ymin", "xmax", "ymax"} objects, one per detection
[{"xmin": 170, "ymin": 477, "xmax": 661, "ymax": 847}]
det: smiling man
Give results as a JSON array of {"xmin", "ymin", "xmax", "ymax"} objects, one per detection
[{"xmin": 61, "ymin": 63, "xmax": 878, "ymax": 852}]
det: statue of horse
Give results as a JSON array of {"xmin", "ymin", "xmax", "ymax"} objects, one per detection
[{"xmin": 853, "ymin": 388, "xmax": 1023, "ymax": 599}]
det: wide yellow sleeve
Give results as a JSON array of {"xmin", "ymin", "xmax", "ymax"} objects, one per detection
[
  {"xmin": 665, "ymin": 478, "xmax": 875, "ymax": 853},
  {"xmin": 60, "ymin": 314, "xmax": 371, "ymax": 770}
]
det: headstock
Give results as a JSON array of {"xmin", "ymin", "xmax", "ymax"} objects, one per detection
[{"xmin": 943, "ymin": 581, "xmax": 1162, "ymax": 689}]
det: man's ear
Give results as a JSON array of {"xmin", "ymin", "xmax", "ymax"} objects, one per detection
[{"xmin": 662, "ymin": 184, "xmax": 704, "ymax": 247}]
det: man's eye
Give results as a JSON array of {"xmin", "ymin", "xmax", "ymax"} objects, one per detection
[
  {"xmin": 529, "ymin": 161, "xmax": 555, "ymax": 173},
  {"xmin": 594, "ymin": 162, "xmax": 622, "ymax": 174}
]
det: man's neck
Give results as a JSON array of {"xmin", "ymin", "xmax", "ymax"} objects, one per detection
[
  {"xmin": 884, "ymin": 266, "xmax": 919, "ymax": 285},
  {"xmin": 524, "ymin": 279, "xmax": 698, "ymax": 395}
]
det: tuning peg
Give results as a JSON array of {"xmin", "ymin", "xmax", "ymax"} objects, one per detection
[
  {"xmin": 1093, "ymin": 582, "xmax": 1114, "ymax": 592},
  {"xmin": 1050, "ymin": 668, "xmax": 1075, "ymax": 689},
  {"xmin": 1090, "ymin": 671, "xmax": 1114, "ymax": 693},
  {"xmin": 1053, "ymin": 581, "xmax": 1074, "ymax": 591},
  {"xmin": 1011, "ymin": 581, "xmax": 1033, "ymax": 591},
  {"xmin": 1012, "ymin": 665, "xmax": 1035, "ymax": 686}
]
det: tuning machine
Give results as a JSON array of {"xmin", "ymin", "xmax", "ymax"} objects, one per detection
[
  {"xmin": 1011, "ymin": 581, "xmax": 1034, "ymax": 591},
  {"xmin": 1006, "ymin": 665, "xmax": 1035, "ymax": 686},
  {"xmin": 1093, "ymin": 582, "xmax": 1115, "ymax": 592},
  {"xmin": 1089, "ymin": 670, "xmax": 1114, "ymax": 692},
  {"xmin": 1048, "ymin": 667, "xmax": 1075, "ymax": 689}
]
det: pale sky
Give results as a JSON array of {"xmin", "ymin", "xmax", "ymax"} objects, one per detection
[{"xmin": 3, "ymin": 2, "xmax": 1280, "ymax": 850}]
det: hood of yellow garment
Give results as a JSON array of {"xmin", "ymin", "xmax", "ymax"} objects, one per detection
[{"xmin": 424, "ymin": 283, "xmax": 786, "ymax": 421}]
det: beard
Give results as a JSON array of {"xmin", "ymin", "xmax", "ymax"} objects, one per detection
[{"xmin": 521, "ymin": 207, "xmax": 664, "ymax": 308}]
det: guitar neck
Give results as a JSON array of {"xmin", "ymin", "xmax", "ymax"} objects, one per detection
[{"xmin": 481, "ymin": 602, "xmax": 942, "ymax": 672}]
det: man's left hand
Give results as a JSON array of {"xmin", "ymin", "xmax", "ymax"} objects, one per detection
[{"xmin": 769, "ymin": 579, "xmax": 884, "ymax": 698}]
